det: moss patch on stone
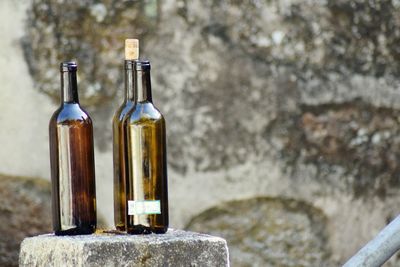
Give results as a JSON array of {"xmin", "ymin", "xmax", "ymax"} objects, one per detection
[{"xmin": 186, "ymin": 197, "xmax": 332, "ymax": 267}]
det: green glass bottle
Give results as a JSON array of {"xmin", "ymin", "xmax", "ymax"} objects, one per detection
[
  {"xmin": 49, "ymin": 62, "xmax": 96, "ymax": 235},
  {"xmin": 113, "ymin": 39, "xmax": 138, "ymax": 231},
  {"xmin": 125, "ymin": 60, "xmax": 169, "ymax": 234},
  {"xmin": 112, "ymin": 60, "xmax": 135, "ymax": 231}
]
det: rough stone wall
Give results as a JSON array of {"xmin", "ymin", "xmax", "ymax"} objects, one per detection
[
  {"xmin": 0, "ymin": 174, "xmax": 52, "ymax": 266},
  {"xmin": 2, "ymin": 0, "xmax": 400, "ymax": 266},
  {"xmin": 187, "ymin": 197, "xmax": 332, "ymax": 266}
]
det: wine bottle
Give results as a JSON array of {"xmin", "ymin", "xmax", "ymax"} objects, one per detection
[
  {"xmin": 49, "ymin": 62, "xmax": 97, "ymax": 235},
  {"xmin": 125, "ymin": 60, "xmax": 169, "ymax": 234},
  {"xmin": 112, "ymin": 39, "xmax": 139, "ymax": 231}
]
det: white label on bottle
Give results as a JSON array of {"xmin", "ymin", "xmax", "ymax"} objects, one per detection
[{"xmin": 128, "ymin": 200, "xmax": 161, "ymax": 215}]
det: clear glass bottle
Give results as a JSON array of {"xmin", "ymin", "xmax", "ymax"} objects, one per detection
[
  {"xmin": 125, "ymin": 60, "xmax": 169, "ymax": 234},
  {"xmin": 49, "ymin": 62, "xmax": 97, "ymax": 235}
]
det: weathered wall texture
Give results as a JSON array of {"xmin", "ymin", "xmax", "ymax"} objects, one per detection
[
  {"xmin": 2, "ymin": 0, "xmax": 400, "ymax": 266},
  {"xmin": 0, "ymin": 174, "xmax": 52, "ymax": 266}
]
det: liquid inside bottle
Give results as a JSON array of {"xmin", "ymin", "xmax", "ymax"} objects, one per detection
[{"xmin": 49, "ymin": 62, "xmax": 97, "ymax": 235}]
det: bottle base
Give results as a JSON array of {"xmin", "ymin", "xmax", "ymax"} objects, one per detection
[
  {"xmin": 54, "ymin": 226, "xmax": 95, "ymax": 236},
  {"xmin": 127, "ymin": 224, "xmax": 168, "ymax": 235}
]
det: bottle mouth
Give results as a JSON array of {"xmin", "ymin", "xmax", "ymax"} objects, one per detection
[
  {"xmin": 134, "ymin": 60, "xmax": 151, "ymax": 71},
  {"xmin": 60, "ymin": 61, "xmax": 77, "ymax": 72},
  {"xmin": 124, "ymin": 59, "xmax": 136, "ymax": 70}
]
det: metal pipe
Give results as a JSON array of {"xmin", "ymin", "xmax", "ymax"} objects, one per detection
[{"xmin": 343, "ymin": 215, "xmax": 400, "ymax": 267}]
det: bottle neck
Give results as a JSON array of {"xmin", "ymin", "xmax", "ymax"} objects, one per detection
[
  {"xmin": 135, "ymin": 68, "xmax": 152, "ymax": 103},
  {"xmin": 61, "ymin": 70, "xmax": 79, "ymax": 103},
  {"xmin": 124, "ymin": 60, "xmax": 135, "ymax": 102}
]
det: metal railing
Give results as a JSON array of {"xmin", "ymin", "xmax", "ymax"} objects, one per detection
[{"xmin": 343, "ymin": 215, "xmax": 400, "ymax": 267}]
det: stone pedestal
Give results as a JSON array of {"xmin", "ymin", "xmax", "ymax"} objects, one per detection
[{"xmin": 19, "ymin": 229, "xmax": 229, "ymax": 267}]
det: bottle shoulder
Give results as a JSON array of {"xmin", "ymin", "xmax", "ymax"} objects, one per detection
[
  {"xmin": 126, "ymin": 102, "xmax": 164, "ymax": 124},
  {"xmin": 113, "ymin": 100, "xmax": 135, "ymax": 122},
  {"xmin": 51, "ymin": 103, "xmax": 92, "ymax": 124}
]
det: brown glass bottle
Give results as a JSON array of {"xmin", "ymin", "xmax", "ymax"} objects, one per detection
[
  {"xmin": 49, "ymin": 62, "xmax": 96, "ymax": 235},
  {"xmin": 112, "ymin": 60, "xmax": 135, "ymax": 231},
  {"xmin": 125, "ymin": 60, "xmax": 168, "ymax": 234}
]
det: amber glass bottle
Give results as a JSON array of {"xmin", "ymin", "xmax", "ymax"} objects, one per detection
[
  {"xmin": 125, "ymin": 60, "xmax": 169, "ymax": 234},
  {"xmin": 49, "ymin": 62, "xmax": 96, "ymax": 235},
  {"xmin": 112, "ymin": 60, "xmax": 135, "ymax": 231}
]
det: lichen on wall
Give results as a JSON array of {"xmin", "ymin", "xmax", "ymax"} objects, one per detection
[
  {"xmin": 22, "ymin": 0, "xmax": 159, "ymax": 106},
  {"xmin": 187, "ymin": 197, "xmax": 332, "ymax": 267},
  {"xmin": 277, "ymin": 101, "xmax": 400, "ymax": 198}
]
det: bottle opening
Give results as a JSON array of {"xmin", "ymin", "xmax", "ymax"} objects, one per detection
[
  {"xmin": 134, "ymin": 60, "xmax": 151, "ymax": 71},
  {"xmin": 124, "ymin": 60, "xmax": 136, "ymax": 70},
  {"xmin": 60, "ymin": 61, "xmax": 78, "ymax": 72}
]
